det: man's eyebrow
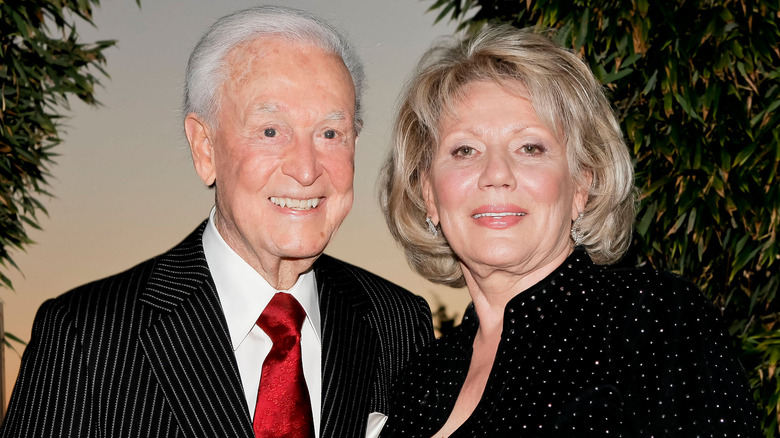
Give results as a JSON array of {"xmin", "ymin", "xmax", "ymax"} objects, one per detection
[
  {"xmin": 250, "ymin": 103, "xmax": 280, "ymax": 114},
  {"xmin": 325, "ymin": 111, "xmax": 349, "ymax": 122}
]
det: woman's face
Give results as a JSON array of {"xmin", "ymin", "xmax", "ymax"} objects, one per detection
[{"xmin": 423, "ymin": 81, "xmax": 589, "ymax": 281}]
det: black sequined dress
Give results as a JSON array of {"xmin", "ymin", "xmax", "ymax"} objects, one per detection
[{"xmin": 381, "ymin": 249, "xmax": 759, "ymax": 437}]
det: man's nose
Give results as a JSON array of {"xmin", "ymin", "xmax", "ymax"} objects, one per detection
[
  {"xmin": 477, "ymin": 149, "xmax": 517, "ymax": 190},
  {"xmin": 281, "ymin": 136, "xmax": 322, "ymax": 186}
]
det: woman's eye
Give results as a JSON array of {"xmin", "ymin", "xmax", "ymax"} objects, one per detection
[
  {"xmin": 452, "ymin": 145, "xmax": 475, "ymax": 157},
  {"xmin": 263, "ymin": 128, "xmax": 277, "ymax": 138},
  {"xmin": 522, "ymin": 143, "xmax": 543, "ymax": 154},
  {"xmin": 323, "ymin": 129, "xmax": 336, "ymax": 139}
]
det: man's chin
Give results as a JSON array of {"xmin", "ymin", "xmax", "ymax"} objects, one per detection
[
  {"xmin": 279, "ymin": 252, "xmax": 323, "ymax": 263},
  {"xmin": 276, "ymin": 243, "xmax": 330, "ymax": 262}
]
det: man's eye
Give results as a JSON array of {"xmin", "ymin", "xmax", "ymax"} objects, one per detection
[
  {"xmin": 323, "ymin": 130, "xmax": 336, "ymax": 139},
  {"xmin": 263, "ymin": 128, "xmax": 277, "ymax": 137}
]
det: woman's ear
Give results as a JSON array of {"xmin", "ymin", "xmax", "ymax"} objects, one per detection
[
  {"xmin": 421, "ymin": 174, "xmax": 439, "ymax": 225},
  {"xmin": 572, "ymin": 169, "xmax": 593, "ymax": 220},
  {"xmin": 184, "ymin": 113, "xmax": 217, "ymax": 186}
]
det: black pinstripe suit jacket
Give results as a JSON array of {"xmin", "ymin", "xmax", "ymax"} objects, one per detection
[{"xmin": 1, "ymin": 222, "xmax": 433, "ymax": 438}]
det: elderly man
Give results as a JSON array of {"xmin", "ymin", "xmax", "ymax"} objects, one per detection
[{"xmin": 1, "ymin": 6, "xmax": 432, "ymax": 438}]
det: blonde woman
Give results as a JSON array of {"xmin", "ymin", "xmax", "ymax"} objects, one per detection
[{"xmin": 379, "ymin": 26, "xmax": 758, "ymax": 437}]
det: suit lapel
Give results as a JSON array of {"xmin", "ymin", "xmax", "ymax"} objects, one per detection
[
  {"xmin": 317, "ymin": 255, "xmax": 380, "ymax": 438},
  {"xmin": 138, "ymin": 223, "xmax": 254, "ymax": 438},
  {"xmin": 135, "ymin": 228, "xmax": 380, "ymax": 438}
]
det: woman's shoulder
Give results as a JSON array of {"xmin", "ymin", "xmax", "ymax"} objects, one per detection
[
  {"xmin": 561, "ymin": 256, "xmax": 733, "ymax": 348},
  {"xmin": 592, "ymin": 264, "xmax": 739, "ymax": 363},
  {"xmin": 557, "ymin": 250, "xmax": 715, "ymax": 318},
  {"xmin": 595, "ymin": 264, "xmax": 718, "ymax": 316},
  {"xmin": 592, "ymin": 265, "xmax": 759, "ymax": 434}
]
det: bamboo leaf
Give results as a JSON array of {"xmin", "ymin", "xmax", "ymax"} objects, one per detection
[
  {"xmin": 642, "ymin": 70, "xmax": 658, "ymax": 95},
  {"xmin": 637, "ymin": 201, "xmax": 657, "ymax": 236},
  {"xmin": 601, "ymin": 68, "xmax": 634, "ymax": 85}
]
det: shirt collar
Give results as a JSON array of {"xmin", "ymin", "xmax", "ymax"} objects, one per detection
[{"xmin": 202, "ymin": 207, "xmax": 322, "ymax": 350}]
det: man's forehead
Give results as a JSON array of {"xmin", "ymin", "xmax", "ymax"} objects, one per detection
[
  {"xmin": 223, "ymin": 37, "xmax": 351, "ymax": 86},
  {"xmin": 248, "ymin": 102, "xmax": 353, "ymax": 122},
  {"xmin": 225, "ymin": 35, "xmax": 337, "ymax": 66},
  {"xmin": 216, "ymin": 36, "xmax": 356, "ymax": 125}
]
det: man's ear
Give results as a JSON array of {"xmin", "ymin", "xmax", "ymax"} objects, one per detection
[
  {"xmin": 184, "ymin": 113, "xmax": 216, "ymax": 186},
  {"xmin": 421, "ymin": 173, "xmax": 439, "ymax": 225}
]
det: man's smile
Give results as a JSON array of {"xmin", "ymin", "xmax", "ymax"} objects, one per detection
[{"xmin": 270, "ymin": 196, "xmax": 322, "ymax": 210}]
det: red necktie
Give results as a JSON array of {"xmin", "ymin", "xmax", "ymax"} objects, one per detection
[{"xmin": 253, "ymin": 293, "xmax": 314, "ymax": 438}]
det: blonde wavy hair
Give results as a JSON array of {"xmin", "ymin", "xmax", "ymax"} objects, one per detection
[{"xmin": 379, "ymin": 25, "xmax": 636, "ymax": 288}]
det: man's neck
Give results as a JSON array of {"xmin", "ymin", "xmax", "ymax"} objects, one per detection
[{"xmin": 213, "ymin": 216, "xmax": 316, "ymax": 290}]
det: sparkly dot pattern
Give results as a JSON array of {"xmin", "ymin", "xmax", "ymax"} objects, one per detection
[{"xmin": 381, "ymin": 249, "xmax": 760, "ymax": 437}]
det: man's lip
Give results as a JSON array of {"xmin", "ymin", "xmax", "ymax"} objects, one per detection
[
  {"xmin": 471, "ymin": 204, "xmax": 526, "ymax": 219},
  {"xmin": 269, "ymin": 196, "xmax": 324, "ymax": 211}
]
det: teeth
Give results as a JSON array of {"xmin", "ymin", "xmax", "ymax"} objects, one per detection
[
  {"xmin": 472, "ymin": 212, "xmax": 526, "ymax": 219},
  {"xmin": 270, "ymin": 197, "xmax": 321, "ymax": 210}
]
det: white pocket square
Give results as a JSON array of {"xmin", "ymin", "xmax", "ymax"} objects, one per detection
[{"xmin": 365, "ymin": 412, "xmax": 388, "ymax": 438}]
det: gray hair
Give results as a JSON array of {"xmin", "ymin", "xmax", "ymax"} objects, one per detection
[
  {"xmin": 183, "ymin": 5, "xmax": 365, "ymax": 132},
  {"xmin": 380, "ymin": 25, "xmax": 636, "ymax": 287}
]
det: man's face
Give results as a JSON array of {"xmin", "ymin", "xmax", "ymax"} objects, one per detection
[{"xmin": 186, "ymin": 38, "xmax": 356, "ymax": 282}]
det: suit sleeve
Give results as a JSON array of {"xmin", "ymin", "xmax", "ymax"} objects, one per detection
[
  {"xmin": 411, "ymin": 294, "xmax": 435, "ymax": 352},
  {"xmin": 1, "ymin": 298, "xmax": 94, "ymax": 437}
]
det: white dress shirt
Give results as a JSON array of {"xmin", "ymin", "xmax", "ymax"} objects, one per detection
[{"xmin": 202, "ymin": 207, "xmax": 322, "ymax": 437}]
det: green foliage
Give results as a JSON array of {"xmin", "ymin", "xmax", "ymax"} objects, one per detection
[
  {"xmin": 744, "ymin": 329, "xmax": 780, "ymax": 434},
  {"xmin": 2, "ymin": 331, "xmax": 25, "ymax": 354},
  {"xmin": 0, "ymin": 0, "xmax": 120, "ymax": 290},
  {"xmin": 427, "ymin": 0, "xmax": 780, "ymax": 434},
  {"xmin": 431, "ymin": 294, "xmax": 459, "ymax": 336}
]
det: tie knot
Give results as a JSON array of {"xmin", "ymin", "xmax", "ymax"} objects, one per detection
[{"xmin": 257, "ymin": 293, "xmax": 307, "ymax": 343}]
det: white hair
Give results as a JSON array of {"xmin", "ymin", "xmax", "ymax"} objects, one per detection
[{"xmin": 183, "ymin": 5, "xmax": 365, "ymax": 132}]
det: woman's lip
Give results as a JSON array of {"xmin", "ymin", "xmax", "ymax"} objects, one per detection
[
  {"xmin": 471, "ymin": 212, "xmax": 526, "ymax": 219},
  {"xmin": 470, "ymin": 204, "xmax": 526, "ymax": 218},
  {"xmin": 471, "ymin": 213, "xmax": 525, "ymax": 229}
]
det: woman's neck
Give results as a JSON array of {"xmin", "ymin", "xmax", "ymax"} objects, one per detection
[{"xmin": 461, "ymin": 245, "xmax": 573, "ymax": 327}]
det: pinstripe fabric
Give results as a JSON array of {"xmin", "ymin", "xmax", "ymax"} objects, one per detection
[
  {"xmin": 1, "ymin": 222, "xmax": 433, "ymax": 438},
  {"xmin": 317, "ymin": 255, "xmax": 433, "ymax": 438}
]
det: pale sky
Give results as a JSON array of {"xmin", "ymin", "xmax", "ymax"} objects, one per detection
[{"xmin": 1, "ymin": 0, "xmax": 471, "ymax": 403}]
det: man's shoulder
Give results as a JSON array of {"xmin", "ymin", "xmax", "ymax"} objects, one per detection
[
  {"xmin": 315, "ymin": 253, "xmax": 434, "ymax": 347},
  {"xmin": 44, "ymin": 222, "xmax": 208, "ymax": 318},
  {"xmin": 31, "ymin": 254, "xmax": 160, "ymax": 337},
  {"xmin": 315, "ymin": 253, "xmax": 412, "ymax": 296},
  {"xmin": 314, "ymin": 254, "xmax": 430, "ymax": 316}
]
